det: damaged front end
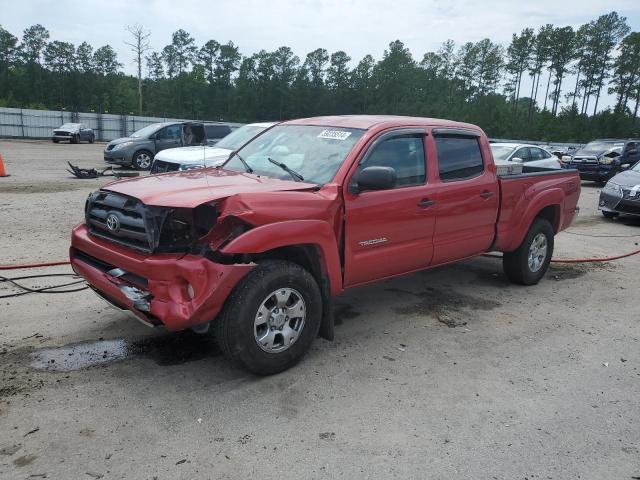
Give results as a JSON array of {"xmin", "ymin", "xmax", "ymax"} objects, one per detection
[{"xmin": 72, "ymin": 190, "xmax": 256, "ymax": 330}]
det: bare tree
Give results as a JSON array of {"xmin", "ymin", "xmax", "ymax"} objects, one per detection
[{"xmin": 125, "ymin": 24, "xmax": 150, "ymax": 114}]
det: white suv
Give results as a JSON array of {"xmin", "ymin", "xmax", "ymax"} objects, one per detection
[{"xmin": 150, "ymin": 122, "xmax": 277, "ymax": 173}]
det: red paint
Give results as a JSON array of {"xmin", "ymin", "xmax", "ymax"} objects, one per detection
[{"xmin": 70, "ymin": 115, "xmax": 581, "ymax": 331}]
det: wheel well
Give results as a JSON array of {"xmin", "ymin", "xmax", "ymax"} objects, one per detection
[
  {"xmin": 252, "ymin": 245, "xmax": 325, "ymax": 286},
  {"xmin": 535, "ymin": 205, "xmax": 560, "ymax": 233}
]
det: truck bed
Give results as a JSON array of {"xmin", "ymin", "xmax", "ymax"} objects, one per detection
[{"xmin": 493, "ymin": 167, "xmax": 581, "ymax": 252}]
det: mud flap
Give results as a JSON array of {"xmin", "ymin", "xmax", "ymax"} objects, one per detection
[{"xmin": 319, "ymin": 277, "xmax": 334, "ymax": 341}]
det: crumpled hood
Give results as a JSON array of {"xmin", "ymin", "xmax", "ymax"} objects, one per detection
[
  {"xmin": 574, "ymin": 145, "xmax": 622, "ymax": 158},
  {"xmin": 153, "ymin": 146, "xmax": 232, "ymax": 166},
  {"xmin": 609, "ymin": 168, "xmax": 640, "ymax": 187},
  {"xmin": 103, "ymin": 168, "xmax": 316, "ymax": 208}
]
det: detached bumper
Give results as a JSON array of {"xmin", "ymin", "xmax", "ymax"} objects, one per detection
[{"xmin": 70, "ymin": 224, "xmax": 254, "ymax": 331}]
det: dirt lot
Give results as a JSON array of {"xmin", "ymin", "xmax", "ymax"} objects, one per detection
[{"xmin": 1, "ymin": 139, "xmax": 639, "ymax": 479}]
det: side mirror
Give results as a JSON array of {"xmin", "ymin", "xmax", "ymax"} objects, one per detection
[
  {"xmin": 511, "ymin": 157, "xmax": 524, "ymax": 164},
  {"xmin": 356, "ymin": 166, "xmax": 397, "ymax": 192}
]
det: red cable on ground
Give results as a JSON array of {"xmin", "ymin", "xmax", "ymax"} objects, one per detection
[
  {"xmin": 0, "ymin": 260, "xmax": 70, "ymax": 270},
  {"xmin": 483, "ymin": 248, "xmax": 640, "ymax": 264},
  {"xmin": 2, "ymin": 247, "xmax": 640, "ymax": 270}
]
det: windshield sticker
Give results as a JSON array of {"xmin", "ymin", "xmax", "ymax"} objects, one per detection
[{"xmin": 318, "ymin": 130, "xmax": 352, "ymax": 140}]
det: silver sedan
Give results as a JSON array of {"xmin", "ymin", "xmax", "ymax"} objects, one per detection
[{"xmin": 490, "ymin": 143, "xmax": 562, "ymax": 169}]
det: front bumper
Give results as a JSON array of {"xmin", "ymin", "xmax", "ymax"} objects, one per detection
[
  {"xmin": 53, "ymin": 134, "xmax": 73, "ymax": 141},
  {"xmin": 599, "ymin": 190, "xmax": 640, "ymax": 216},
  {"xmin": 103, "ymin": 148, "xmax": 133, "ymax": 166},
  {"xmin": 564, "ymin": 162, "xmax": 616, "ymax": 181},
  {"xmin": 70, "ymin": 224, "xmax": 254, "ymax": 331}
]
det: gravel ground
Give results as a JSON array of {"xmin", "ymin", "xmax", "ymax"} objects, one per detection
[{"xmin": 0, "ymin": 140, "xmax": 639, "ymax": 480}]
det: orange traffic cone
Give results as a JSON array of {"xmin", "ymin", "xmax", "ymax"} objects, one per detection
[{"xmin": 0, "ymin": 153, "xmax": 7, "ymax": 177}]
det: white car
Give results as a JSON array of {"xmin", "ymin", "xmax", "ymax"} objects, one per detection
[
  {"xmin": 490, "ymin": 143, "xmax": 562, "ymax": 169},
  {"xmin": 150, "ymin": 122, "xmax": 277, "ymax": 173}
]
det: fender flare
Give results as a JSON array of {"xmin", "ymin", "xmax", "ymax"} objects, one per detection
[
  {"xmin": 502, "ymin": 188, "xmax": 564, "ymax": 252},
  {"xmin": 220, "ymin": 219, "xmax": 343, "ymax": 295}
]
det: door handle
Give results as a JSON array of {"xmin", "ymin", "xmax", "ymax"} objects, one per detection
[
  {"xmin": 479, "ymin": 191, "xmax": 494, "ymax": 199},
  {"xmin": 418, "ymin": 199, "xmax": 436, "ymax": 208}
]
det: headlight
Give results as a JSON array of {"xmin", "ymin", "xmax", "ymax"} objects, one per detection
[
  {"xmin": 179, "ymin": 164, "xmax": 205, "ymax": 171},
  {"xmin": 112, "ymin": 141, "xmax": 134, "ymax": 151},
  {"xmin": 599, "ymin": 155, "xmax": 618, "ymax": 165},
  {"xmin": 602, "ymin": 182, "xmax": 621, "ymax": 195},
  {"xmin": 561, "ymin": 155, "xmax": 571, "ymax": 163}
]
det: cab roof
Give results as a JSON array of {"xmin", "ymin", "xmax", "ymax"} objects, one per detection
[{"xmin": 283, "ymin": 115, "xmax": 482, "ymax": 132}]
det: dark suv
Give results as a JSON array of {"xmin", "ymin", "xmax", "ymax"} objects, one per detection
[{"xmin": 563, "ymin": 139, "xmax": 640, "ymax": 182}]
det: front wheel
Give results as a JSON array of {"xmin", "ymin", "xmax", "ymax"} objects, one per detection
[
  {"xmin": 132, "ymin": 150, "xmax": 153, "ymax": 170},
  {"xmin": 215, "ymin": 260, "xmax": 322, "ymax": 375},
  {"xmin": 503, "ymin": 218, "xmax": 554, "ymax": 285},
  {"xmin": 71, "ymin": 134, "xmax": 79, "ymax": 144},
  {"xmin": 602, "ymin": 211, "xmax": 618, "ymax": 219},
  {"xmin": 89, "ymin": 134, "xmax": 95, "ymax": 144}
]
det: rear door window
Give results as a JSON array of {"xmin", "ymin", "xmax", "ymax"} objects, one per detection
[
  {"xmin": 435, "ymin": 136, "xmax": 484, "ymax": 181},
  {"xmin": 205, "ymin": 125, "xmax": 232, "ymax": 140}
]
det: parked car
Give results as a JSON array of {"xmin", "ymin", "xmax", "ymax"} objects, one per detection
[
  {"xmin": 598, "ymin": 160, "xmax": 640, "ymax": 218},
  {"xmin": 490, "ymin": 143, "xmax": 562, "ymax": 169},
  {"xmin": 563, "ymin": 139, "xmax": 640, "ymax": 182},
  {"xmin": 150, "ymin": 122, "xmax": 277, "ymax": 173},
  {"xmin": 103, "ymin": 121, "xmax": 233, "ymax": 170},
  {"xmin": 52, "ymin": 123, "xmax": 95, "ymax": 144},
  {"xmin": 71, "ymin": 115, "xmax": 580, "ymax": 374}
]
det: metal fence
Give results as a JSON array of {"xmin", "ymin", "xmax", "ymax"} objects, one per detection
[{"xmin": 0, "ymin": 107, "xmax": 241, "ymax": 141}]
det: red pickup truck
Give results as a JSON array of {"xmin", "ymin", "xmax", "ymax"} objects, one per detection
[{"xmin": 70, "ymin": 116, "xmax": 580, "ymax": 374}]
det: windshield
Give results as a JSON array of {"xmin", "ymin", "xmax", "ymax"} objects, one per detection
[
  {"xmin": 59, "ymin": 123, "xmax": 80, "ymax": 129},
  {"xmin": 490, "ymin": 145, "xmax": 516, "ymax": 161},
  {"xmin": 216, "ymin": 125, "xmax": 269, "ymax": 150},
  {"xmin": 581, "ymin": 141, "xmax": 625, "ymax": 153},
  {"xmin": 130, "ymin": 123, "xmax": 163, "ymax": 138},
  {"xmin": 223, "ymin": 125, "xmax": 365, "ymax": 184},
  {"xmin": 632, "ymin": 161, "xmax": 640, "ymax": 172}
]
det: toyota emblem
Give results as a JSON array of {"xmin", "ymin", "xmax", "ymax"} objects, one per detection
[{"xmin": 106, "ymin": 213, "xmax": 120, "ymax": 232}]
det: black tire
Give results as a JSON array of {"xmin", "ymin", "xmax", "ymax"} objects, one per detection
[
  {"xmin": 215, "ymin": 260, "xmax": 322, "ymax": 375},
  {"xmin": 132, "ymin": 150, "xmax": 153, "ymax": 170},
  {"xmin": 503, "ymin": 218, "xmax": 554, "ymax": 285},
  {"xmin": 52, "ymin": 138, "xmax": 59, "ymax": 143},
  {"xmin": 89, "ymin": 134, "xmax": 95, "ymax": 144},
  {"xmin": 602, "ymin": 211, "xmax": 618, "ymax": 219},
  {"xmin": 71, "ymin": 134, "xmax": 79, "ymax": 144}
]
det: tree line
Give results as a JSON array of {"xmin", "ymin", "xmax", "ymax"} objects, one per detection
[{"xmin": 0, "ymin": 11, "xmax": 639, "ymax": 142}]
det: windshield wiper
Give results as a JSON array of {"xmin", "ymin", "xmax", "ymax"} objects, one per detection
[
  {"xmin": 230, "ymin": 151, "xmax": 253, "ymax": 173},
  {"xmin": 267, "ymin": 157, "xmax": 304, "ymax": 182}
]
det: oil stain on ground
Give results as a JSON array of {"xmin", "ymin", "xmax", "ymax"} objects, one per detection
[
  {"xmin": 334, "ymin": 303, "xmax": 361, "ymax": 325},
  {"xmin": 389, "ymin": 286, "xmax": 501, "ymax": 327},
  {"xmin": 29, "ymin": 331, "xmax": 219, "ymax": 372}
]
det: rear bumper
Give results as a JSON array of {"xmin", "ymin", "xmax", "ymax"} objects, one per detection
[{"xmin": 70, "ymin": 224, "xmax": 254, "ymax": 331}]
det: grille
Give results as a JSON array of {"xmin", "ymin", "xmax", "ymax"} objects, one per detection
[
  {"xmin": 151, "ymin": 159, "xmax": 181, "ymax": 174},
  {"xmin": 616, "ymin": 202, "xmax": 640, "ymax": 215},
  {"xmin": 622, "ymin": 189, "xmax": 640, "ymax": 200},
  {"xmin": 54, "ymin": 130, "xmax": 70, "ymax": 135},
  {"xmin": 572, "ymin": 156, "xmax": 598, "ymax": 164},
  {"xmin": 86, "ymin": 191, "xmax": 152, "ymax": 252}
]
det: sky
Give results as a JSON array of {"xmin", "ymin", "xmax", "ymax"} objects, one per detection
[{"xmin": 2, "ymin": 0, "xmax": 640, "ymax": 108}]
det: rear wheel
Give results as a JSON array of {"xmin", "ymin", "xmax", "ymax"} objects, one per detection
[
  {"xmin": 503, "ymin": 218, "xmax": 554, "ymax": 285},
  {"xmin": 602, "ymin": 211, "xmax": 618, "ymax": 219},
  {"xmin": 215, "ymin": 260, "xmax": 322, "ymax": 375},
  {"xmin": 132, "ymin": 150, "xmax": 153, "ymax": 170}
]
